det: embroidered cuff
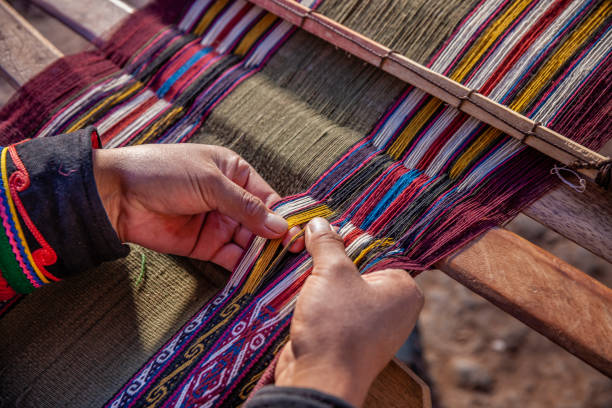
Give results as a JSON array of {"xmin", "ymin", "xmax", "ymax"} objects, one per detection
[{"xmin": 0, "ymin": 127, "xmax": 129, "ymax": 299}]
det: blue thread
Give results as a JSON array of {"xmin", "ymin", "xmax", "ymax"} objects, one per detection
[
  {"xmin": 361, "ymin": 169, "xmax": 420, "ymax": 229},
  {"xmin": 157, "ymin": 47, "xmax": 212, "ymax": 98}
]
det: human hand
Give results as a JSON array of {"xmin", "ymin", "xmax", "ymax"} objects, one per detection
[
  {"xmin": 275, "ymin": 218, "xmax": 423, "ymax": 407},
  {"xmin": 92, "ymin": 144, "xmax": 301, "ymax": 271}
]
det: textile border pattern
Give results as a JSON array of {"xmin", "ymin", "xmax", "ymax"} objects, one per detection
[{"xmin": 0, "ymin": 0, "xmax": 609, "ymax": 406}]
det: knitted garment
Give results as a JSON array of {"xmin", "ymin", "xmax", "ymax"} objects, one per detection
[{"xmin": 0, "ymin": 0, "xmax": 610, "ymax": 406}]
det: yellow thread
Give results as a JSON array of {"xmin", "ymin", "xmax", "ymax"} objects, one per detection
[
  {"xmin": 1, "ymin": 148, "xmax": 49, "ymax": 284},
  {"xmin": 66, "ymin": 81, "xmax": 144, "ymax": 133},
  {"xmin": 354, "ymin": 237, "xmax": 394, "ymax": 266},
  {"xmin": 243, "ymin": 205, "xmax": 333, "ymax": 294},
  {"xmin": 451, "ymin": 0, "xmax": 531, "ymax": 82},
  {"xmin": 234, "ymin": 13, "xmax": 278, "ymax": 56},
  {"xmin": 241, "ymin": 239, "xmax": 282, "ymax": 294},
  {"xmin": 447, "ymin": 1, "xmax": 610, "ymax": 179},
  {"xmin": 134, "ymin": 106, "xmax": 184, "ymax": 145},
  {"xmin": 193, "ymin": 0, "xmax": 230, "ymax": 36},
  {"xmin": 510, "ymin": 2, "xmax": 611, "ymax": 112},
  {"xmin": 387, "ymin": 99, "xmax": 441, "ymax": 159},
  {"xmin": 449, "ymin": 127, "xmax": 501, "ymax": 179},
  {"xmin": 285, "ymin": 205, "xmax": 333, "ymax": 228}
]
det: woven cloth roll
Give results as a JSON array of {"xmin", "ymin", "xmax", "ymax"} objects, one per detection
[{"xmin": 0, "ymin": 0, "xmax": 610, "ymax": 406}]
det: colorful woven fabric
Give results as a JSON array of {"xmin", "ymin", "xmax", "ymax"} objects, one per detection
[{"xmin": 0, "ymin": 0, "xmax": 610, "ymax": 406}]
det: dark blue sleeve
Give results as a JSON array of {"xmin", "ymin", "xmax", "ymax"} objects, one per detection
[{"xmin": 0, "ymin": 126, "xmax": 129, "ymax": 299}]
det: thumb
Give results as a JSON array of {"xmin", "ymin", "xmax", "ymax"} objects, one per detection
[
  {"xmin": 305, "ymin": 218, "xmax": 357, "ymax": 278},
  {"xmin": 211, "ymin": 172, "xmax": 288, "ymax": 238}
]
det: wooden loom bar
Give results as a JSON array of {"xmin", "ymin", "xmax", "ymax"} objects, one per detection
[
  {"xmin": 0, "ymin": 1, "xmax": 61, "ymax": 88},
  {"xmin": 1, "ymin": 0, "xmax": 610, "ymax": 377},
  {"xmin": 250, "ymin": 0, "xmax": 609, "ymax": 184},
  {"xmin": 436, "ymin": 227, "xmax": 612, "ymax": 376},
  {"xmin": 28, "ymin": 0, "xmax": 133, "ymax": 47}
]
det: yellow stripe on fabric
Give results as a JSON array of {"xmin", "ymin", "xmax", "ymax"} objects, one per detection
[
  {"xmin": 387, "ymin": 99, "xmax": 441, "ymax": 160},
  {"xmin": 0, "ymin": 148, "xmax": 49, "ymax": 284},
  {"xmin": 354, "ymin": 238, "xmax": 395, "ymax": 266},
  {"xmin": 449, "ymin": 127, "xmax": 501, "ymax": 179},
  {"xmin": 133, "ymin": 106, "xmax": 184, "ymax": 145},
  {"xmin": 510, "ymin": 1, "xmax": 611, "ymax": 113},
  {"xmin": 66, "ymin": 81, "xmax": 144, "ymax": 133},
  {"xmin": 234, "ymin": 13, "xmax": 278, "ymax": 56},
  {"xmin": 451, "ymin": 0, "xmax": 532, "ymax": 83},
  {"xmin": 193, "ymin": 0, "xmax": 230, "ymax": 36}
]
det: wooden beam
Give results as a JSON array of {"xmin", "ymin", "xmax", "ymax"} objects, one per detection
[
  {"xmin": 523, "ymin": 184, "xmax": 612, "ymax": 264},
  {"xmin": 0, "ymin": 1, "xmax": 61, "ymax": 88},
  {"xmin": 365, "ymin": 358, "xmax": 432, "ymax": 408},
  {"xmin": 28, "ymin": 0, "xmax": 133, "ymax": 46},
  {"xmin": 436, "ymin": 227, "xmax": 612, "ymax": 377}
]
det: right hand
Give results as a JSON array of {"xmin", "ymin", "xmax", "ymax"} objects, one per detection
[{"xmin": 275, "ymin": 217, "xmax": 424, "ymax": 407}]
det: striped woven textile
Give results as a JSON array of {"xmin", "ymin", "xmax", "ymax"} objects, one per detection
[{"xmin": 0, "ymin": 0, "xmax": 610, "ymax": 406}]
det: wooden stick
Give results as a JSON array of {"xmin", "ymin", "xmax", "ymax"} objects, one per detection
[
  {"xmin": 28, "ymin": 0, "xmax": 132, "ymax": 47},
  {"xmin": 0, "ymin": 1, "xmax": 61, "ymax": 88},
  {"xmin": 249, "ymin": 0, "xmax": 610, "ymax": 185},
  {"xmin": 436, "ymin": 227, "xmax": 612, "ymax": 376}
]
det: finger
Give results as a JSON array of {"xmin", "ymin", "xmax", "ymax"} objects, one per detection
[
  {"xmin": 364, "ymin": 269, "xmax": 424, "ymax": 316},
  {"xmin": 283, "ymin": 226, "xmax": 305, "ymax": 252},
  {"xmin": 225, "ymin": 153, "xmax": 282, "ymax": 208},
  {"xmin": 210, "ymin": 243, "xmax": 244, "ymax": 271},
  {"xmin": 187, "ymin": 212, "xmax": 237, "ymax": 260},
  {"xmin": 210, "ymin": 172, "xmax": 288, "ymax": 239},
  {"xmin": 305, "ymin": 218, "xmax": 356, "ymax": 278},
  {"xmin": 233, "ymin": 225, "xmax": 254, "ymax": 249}
]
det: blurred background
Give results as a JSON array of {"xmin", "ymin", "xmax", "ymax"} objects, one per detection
[{"xmin": 1, "ymin": 1, "xmax": 610, "ymax": 406}]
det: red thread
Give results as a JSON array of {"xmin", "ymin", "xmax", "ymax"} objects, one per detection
[
  {"xmin": 0, "ymin": 268, "xmax": 17, "ymax": 301},
  {"xmin": 7, "ymin": 146, "xmax": 60, "ymax": 281}
]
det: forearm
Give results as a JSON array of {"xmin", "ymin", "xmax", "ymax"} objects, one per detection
[{"xmin": 0, "ymin": 127, "xmax": 128, "ymax": 300}]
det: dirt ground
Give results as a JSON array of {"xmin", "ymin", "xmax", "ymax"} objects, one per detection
[{"xmin": 1, "ymin": 2, "xmax": 610, "ymax": 407}]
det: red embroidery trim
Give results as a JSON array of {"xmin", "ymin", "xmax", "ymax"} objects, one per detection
[
  {"xmin": 0, "ymin": 267, "xmax": 17, "ymax": 301},
  {"xmin": 91, "ymin": 129, "xmax": 101, "ymax": 149},
  {"xmin": 7, "ymin": 145, "xmax": 60, "ymax": 282}
]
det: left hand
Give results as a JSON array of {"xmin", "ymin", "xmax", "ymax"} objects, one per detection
[{"xmin": 93, "ymin": 144, "xmax": 302, "ymax": 271}]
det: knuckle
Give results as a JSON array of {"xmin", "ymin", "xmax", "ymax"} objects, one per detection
[
  {"xmin": 241, "ymin": 191, "xmax": 264, "ymax": 217},
  {"xmin": 313, "ymin": 228, "xmax": 344, "ymax": 244},
  {"xmin": 385, "ymin": 269, "xmax": 424, "ymax": 304},
  {"xmin": 323, "ymin": 256, "xmax": 354, "ymax": 273}
]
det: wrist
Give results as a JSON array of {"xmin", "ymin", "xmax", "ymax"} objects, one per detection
[{"xmin": 92, "ymin": 149, "xmax": 123, "ymax": 241}]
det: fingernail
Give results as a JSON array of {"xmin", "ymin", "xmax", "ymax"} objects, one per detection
[
  {"xmin": 265, "ymin": 212, "xmax": 288, "ymax": 234},
  {"xmin": 308, "ymin": 217, "xmax": 332, "ymax": 234}
]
